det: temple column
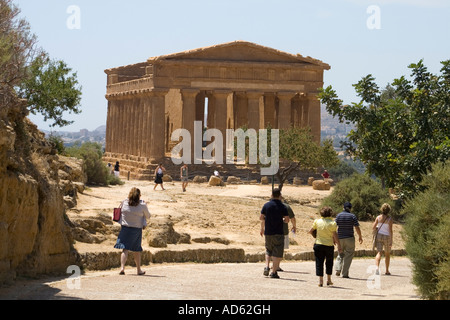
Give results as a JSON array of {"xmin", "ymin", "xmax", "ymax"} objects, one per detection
[
  {"xmin": 212, "ymin": 90, "xmax": 232, "ymax": 162},
  {"xmin": 181, "ymin": 89, "xmax": 199, "ymax": 163},
  {"xmin": 141, "ymin": 97, "xmax": 149, "ymax": 158},
  {"xmin": 131, "ymin": 98, "xmax": 139, "ymax": 156},
  {"xmin": 247, "ymin": 91, "xmax": 263, "ymax": 130},
  {"xmin": 149, "ymin": 89, "xmax": 168, "ymax": 161},
  {"xmin": 307, "ymin": 94, "xmax": 321, "ymax": 143},
  {"xmin": 234, "ymin": 92, "xmax": 248, "ymax": 129},
  {"xmin": 106, "ymin": 100, "xmax": 116, "ymax": 153},
  {"xmin": 124, "ymin": 98, "xmax": 131, "ymax": 156},
  {"xmin": 143, "ymin": 97, "xmax": 152, "ymax": 159},
  {"xmin": 277, "ymin": 92, "xmax": 296, "ymax": 129},
  {"xmin": 137, "ymin": 97, "xmax": 145, "ymax": 157},
  {"xmin": 105, "ymin": 101, "xmax": 112, "ymax": 153},
  {"xmin": 195, "ymin": 91, "xmax": 206, "ymax": 127},
  {"xmin": 263, "ymin": 93, "xmax": 276, "ymax": 129},
  {"xmin": 118, "ymin": 99, "xmax": 126, "ymax": 155},
  {"xmin": 214, "ymin": 90, "xmax": 231, "ymax": 131},
  {"xmin": 112, "ymin": 101, "xmax": 119, "ymax": 153}
]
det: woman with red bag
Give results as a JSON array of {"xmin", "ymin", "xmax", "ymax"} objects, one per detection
[{"xmin": 114, "ymin": 187, "xmax": 151, "ymax": 275}]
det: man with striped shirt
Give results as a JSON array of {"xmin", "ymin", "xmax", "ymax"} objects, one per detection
[{"xmin": 335, "ymin": 202, "xmax": 363, "ymax": 278}]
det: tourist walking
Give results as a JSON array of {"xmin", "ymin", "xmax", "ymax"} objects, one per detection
[
  {"xmin": 260, "ymin": 188, "xmax": 289, "ymax": 279},
  {"xmin": 114, "ymin": 161, "xmax": 120, "ymax": 177},
  {"xmin": 279, "ymin": 199, "xmax": 296, "ymax": 271},
  {"xmin": 153, "ymin": 163, "xmax": 166, "ymax": 190},
  {"xmin": 309, "ymin": 206, "xmax": 342, "ymax": 287},
  {"xmin": 114, "ymin": 187, "xmax": 151, "ymax": 275},
  {"xmin": 373, "ymin": 203, "xmax": 394, "ymax": 275},
  {"xmin": 180, "ymin": 164, "xmax": 188, "ymax": 192},
  {"xmin": 334, "ymin": 202, "xmax": 363, "ymax": 278}
]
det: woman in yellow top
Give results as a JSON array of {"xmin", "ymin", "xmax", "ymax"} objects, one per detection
[{"xmin": 308, "ymin": 207, "xmax": 342, "ymax": 287}]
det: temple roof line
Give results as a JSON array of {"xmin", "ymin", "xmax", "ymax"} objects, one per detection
[{"xmin": 105, "ymin": 40, "xmax": 330, "ymax": 74}]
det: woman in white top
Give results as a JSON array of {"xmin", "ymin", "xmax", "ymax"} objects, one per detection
[
  {"xmin": 114, "ymin": 187, "xmax": 151, "ymax": 275},
  {"xmin": 372, "ymin": 203, "xmax": 394, "ymax": 275}
]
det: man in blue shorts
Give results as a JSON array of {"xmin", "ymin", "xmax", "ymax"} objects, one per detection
[{"xmin": 260, "ymin": 188, "xmax": 289, "ymax": 279}]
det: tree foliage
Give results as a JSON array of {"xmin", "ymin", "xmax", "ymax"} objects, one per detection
[
  {"xmin": 319, "ymin": 60, "xmax": 450, "ymax": 198},
  {"xmin": 0, "ymin": 0, "xmax": 82, "ymax": 127},
  {"xmin": 17, "ymin": 53, "xmax": 82, "ymax": 127},
  {"xmin": 276, "ymin": 126, "xmax": 339, "ymax": 190},
  {"xmin": 0, "ymin": 0, "xmax": 38, "ymax": 102}
]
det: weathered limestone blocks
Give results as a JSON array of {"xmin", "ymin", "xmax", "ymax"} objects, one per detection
[
  {"xmin": 208, "ymin": 175, "xmax": 225, "ymax": 186},
  {"xmin": 152, "ymin": 248, "xmax": 246, "ymax": 264},
  {"xmin": 226, "ymin": 176, "xmax": 241, "ymax": 184},
  {"xmin": 193, "ymin": 175, "xmax": 208, "ymax": 183},
  {"xmin": 145, "ymin": 217, "xmax": 191, "ymax": 248},
  {"xmin": 312, "ymin": 180, "xmax": 331, "ymax": 191},
  {"xmin": 260, "ymin": 176, "xmax": 270, "ymax": 185}
]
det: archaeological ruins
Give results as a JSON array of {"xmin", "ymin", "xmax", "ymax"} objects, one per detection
[{"xmin": 103, "ymin": 41, "xmax": 330, "ymax": 179}]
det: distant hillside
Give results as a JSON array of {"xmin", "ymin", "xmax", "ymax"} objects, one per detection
[
  {"xmin": 321, "ymin": 104, "xmax": 355, "ymax": 150},
  {"xmin": 44, "ymin": 125, "xmax": 106, "ymax": 148}
]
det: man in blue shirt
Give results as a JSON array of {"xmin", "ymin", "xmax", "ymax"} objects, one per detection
[
  {"xmin": 335, "ymin": 202, "xmax": 363, "ymax": 278},
  {"xmin": 260, "ymin": 188, "xmax": 289, "ymax": 279}
]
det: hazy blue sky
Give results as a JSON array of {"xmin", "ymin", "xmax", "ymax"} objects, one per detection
[{"xmin": 15, "ymin": 0, "xmax": 450, "ymax": 132}]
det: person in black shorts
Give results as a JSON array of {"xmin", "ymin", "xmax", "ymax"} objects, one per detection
[{"xmin": 260, "ymin": 188, "xmax": 289, "ymax": 278}]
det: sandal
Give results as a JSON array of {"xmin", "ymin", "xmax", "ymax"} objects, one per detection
[
  {"xmin": 119, "ymin": 270, "xmax": 125, "ymax": 275},
  {"xmin": 137, "ymin": 271, "xmax": 146, "ymax": 276}
]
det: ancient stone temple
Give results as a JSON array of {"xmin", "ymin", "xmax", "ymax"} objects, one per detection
[{"xmin": 104, "ymin": 41, "xmax": 330, "ymax": 178}]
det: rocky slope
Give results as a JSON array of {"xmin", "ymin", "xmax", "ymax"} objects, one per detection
[{"xmin": 0, "ymin": 97, "xmax": 85, "ymax": 284}]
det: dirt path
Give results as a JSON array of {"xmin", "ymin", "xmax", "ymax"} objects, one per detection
[{"xmin": 0, "ymin": 258, "xmax": 418, "ymax": 300}]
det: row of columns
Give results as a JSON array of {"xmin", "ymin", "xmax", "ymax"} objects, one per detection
[
  {"xmin": 105, "ymin": 89, "xmax": 321, "ymax": 161},
  {"xmin": 181, "ymin": 89, "xmax": 320, "ymax": 137},
  {"xmin": 105, "ymin": 89, "xmax": 167, "ymax": 160}
]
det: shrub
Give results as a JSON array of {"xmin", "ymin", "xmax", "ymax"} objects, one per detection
[
  {"xmin": 321, "ymin": 173, "xmax": 396, "ymax": 221},
  {"xmin": 47, "ymin": 134, "xmax": 66, "ymax": 155},
  {"xmin": 66, "ymin": 142, "xmax": 123, "ymax": 186},
  {"xmin": 326, "ymin": 159, "xmax": 358, "ymax": 182},
  {"xmin": 402, "ymin": 161, "xmax": 450, "ymax": 300}
]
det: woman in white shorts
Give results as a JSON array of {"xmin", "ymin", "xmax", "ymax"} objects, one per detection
[{"xmin": 372, "ymin": 203, "xmax": 394, "ymax": 275}]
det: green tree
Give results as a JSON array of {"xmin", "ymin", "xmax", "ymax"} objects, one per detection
[
  {"xmin": 17, "ymin": 53, "xmax": 82, "ymax": 127},
  {"xmin": 1, "ymin": 0, "xmax": 82, "ymax": 128},
  {"xmin": 276, "ymin": 126, "xmax": 339, "ymax": 190},
  {"xmin": 319, "ymin": 60, "xmax": 450, "ymax": 198}
]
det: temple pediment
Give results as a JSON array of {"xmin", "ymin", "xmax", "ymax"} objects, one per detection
[{"xmin": 150, "ymin": 41, "xmax": 330, "ymax": 69}]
